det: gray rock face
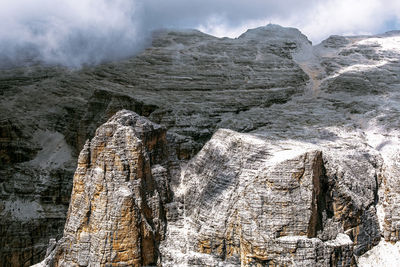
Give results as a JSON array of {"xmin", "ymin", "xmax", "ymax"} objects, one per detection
[
  {"xmin": 44, "ymin": 126, "xmax": 383, "ymax": 266},
  {"xmin": 159, "ymin": 129, "xmax": 381, "ymax": 266},
  {"xmin": 1, "ymin": 24, "xmax": 400, "ymax": 265}
]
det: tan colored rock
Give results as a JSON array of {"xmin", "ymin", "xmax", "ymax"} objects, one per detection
[
  {"xmin": 382, "ymin": 162, "xmax": 400, "ymax": 243},
  {"xmin": 49, "ymin": 110, "xmax": 168, "ymax": 266}
]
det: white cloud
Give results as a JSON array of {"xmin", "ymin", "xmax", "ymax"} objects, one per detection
[
  {"xmin": 0, "ymin": 0, "xmax": 399, "ymax": 67},
  {"xmin": 196, "ymin": 0, "xmax": 400, "ymax": 43},
  {"xmin": 0, "ymin": 0, "xmax": 143, "ymax": 67}
]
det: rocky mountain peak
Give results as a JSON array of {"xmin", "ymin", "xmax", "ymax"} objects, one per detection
[
  {"xmin": 1, "ymin": 24, "xmax": 400, "ymax": 266},
  {"xmin": 35, "ymin": 110, "xmax": 170, "ymax": 266},
  {"xmin": 239, "ymin": 24, "xmax": 312, "ymax": 45}
]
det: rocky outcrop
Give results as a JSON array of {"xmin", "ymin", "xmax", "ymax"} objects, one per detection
[
  {"xmin": 40, "ymin": 110, "xmax": 169, "ymax": 266},
  {"xmin": 0, "ymin": 87, "xmax": 159, "ymax": 266},
  {"xmin": 74, "ymin": 89, "xmax": 157, "ymax": 155},
  {"xmin": 160, "ymin": 129, "xmax": 382, "ymax": 266},
  {"xmin": 39, "ymin": 125, "xmax": 384, "ymax": 266}
]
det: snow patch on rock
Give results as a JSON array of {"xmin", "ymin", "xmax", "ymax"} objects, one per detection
[{"xmin": 357, "ymin": 240, "xmax": 400, "ymax": 267}]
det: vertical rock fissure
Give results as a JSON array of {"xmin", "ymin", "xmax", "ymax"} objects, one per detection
[{"xmin": 307, "ymin": 152, "xmax": 327, "ymax": 238}]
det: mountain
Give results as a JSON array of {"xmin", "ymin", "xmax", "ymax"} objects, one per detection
[{"xmin": 1, "ymin": 24, "xmax": 400, "ymax": 266}]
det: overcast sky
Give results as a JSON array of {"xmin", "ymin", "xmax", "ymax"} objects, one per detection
[{"xmin": 1, "ymin": 0, "xmax": 399, "ymax": 67}]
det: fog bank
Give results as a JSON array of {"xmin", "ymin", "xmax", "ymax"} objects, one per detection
[{"xmin": 1, "ymin": 0, "xmax": 399, "ymax": 67}]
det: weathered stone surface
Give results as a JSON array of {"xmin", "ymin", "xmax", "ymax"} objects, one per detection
[
  {"xmin": 160, "ymin": 129, "xmax": 383, "ymax": 266},
  {"xmin": 0, "ymin": 88, "xmax": 160, "ymax": 266},
  {"xmin": 43, "ymin": 110, "xmax": 169, "ymax": 266},
  {"xmin": 74, "ymin": 89, "xmax": 157, "ymax": 155},
  {"xmin": 1, "ymin": 130, "xmax": 73, "ymax": 267}
]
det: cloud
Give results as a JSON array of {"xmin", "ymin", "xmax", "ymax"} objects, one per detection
[
  {"xmin": 0, "ymin": 0, "xmax": 144, "ymax": 67},
  {"xmin": 194, "ymin": 0, "xmax": 400, "ymax": 43},
  {"xmin": 0, "ymin": 0, "xmax": 399, "ymax": 67}
]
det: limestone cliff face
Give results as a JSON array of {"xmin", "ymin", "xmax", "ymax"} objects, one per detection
[
  {"xmin": 160, "ymin": 129, "xmax": 382, "ymax": 266},
  {"xmin": 44, "ymin": 123, "xmax": 382, "ymax": 266},
  {"xmin": 47, "ymin": 110, "xmax": 169, "ymax": 266}
]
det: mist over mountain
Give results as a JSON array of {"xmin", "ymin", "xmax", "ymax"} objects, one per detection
[
  {"xmin": 1, "ymin": 0, "xmax": 400, "ymax": 67},
  {"xmin": 1, "ymin": 1, "xmax": 400, "ymax": 266}
]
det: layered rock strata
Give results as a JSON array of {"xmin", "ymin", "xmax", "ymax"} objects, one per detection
[{"xmin": 160, "ymin": 129, "xmax": 382, "ymax": 266}]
